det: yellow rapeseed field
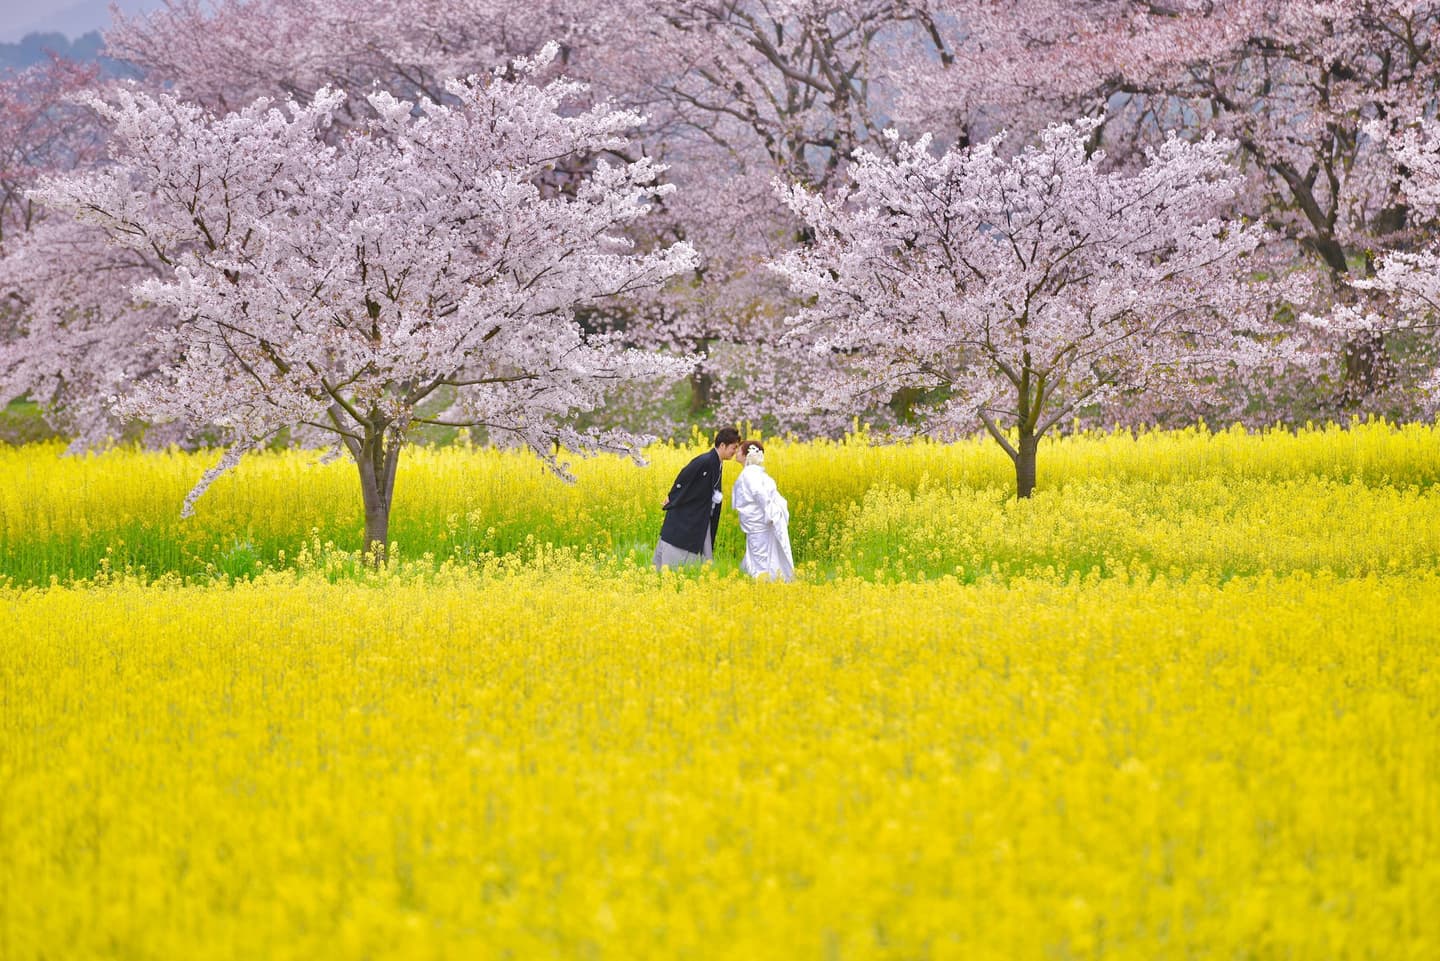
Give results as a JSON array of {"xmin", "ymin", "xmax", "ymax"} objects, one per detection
[
  {"xmin": 2, "ymin": 423, "xmax": 1439, "ymax": 958},
  {"xmin": 3, "ymin": 419, "xmax": 1440, "ymax": 582}
]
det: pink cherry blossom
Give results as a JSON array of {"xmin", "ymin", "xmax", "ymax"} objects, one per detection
[
  {"xmin": 34, "ymin": 45, "xmax": 697, "ymax": 551},
  {"xmin": 772, "ymin": 119, "xmax": 1282, "ymax": 496}
]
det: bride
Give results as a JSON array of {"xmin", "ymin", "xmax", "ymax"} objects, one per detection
[{"xmin": 731, "ymin": 440, "xmax": 795, "ymax": 581}]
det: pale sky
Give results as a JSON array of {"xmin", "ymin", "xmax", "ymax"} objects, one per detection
[{"xmin": 0, "ymin": 0, "xmax": 165, "ymax": 43}]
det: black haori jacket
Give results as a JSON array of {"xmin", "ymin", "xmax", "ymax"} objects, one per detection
[{"xmin": 659, "ymin": 449, "xmax": 723, "ymax": 554}]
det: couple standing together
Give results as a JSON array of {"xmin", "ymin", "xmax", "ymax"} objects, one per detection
[{"xmin": 652, "ymin": 427, "xmax": 795, "ymax": 581}]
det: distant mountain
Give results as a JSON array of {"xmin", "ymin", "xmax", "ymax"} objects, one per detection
[
  {"xmin": 0, "ymin": 30, "xmax": 107, "ymax": 73},
  {"xmin": 0, "ymin": 30, "xmax": 142, "ymax": 80},
  {"xmin": 0, "ymin": 0, "xmax": 156, "ymax": 46}
]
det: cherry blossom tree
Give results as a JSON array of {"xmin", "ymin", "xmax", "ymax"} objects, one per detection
[
  {"xmin": 104, "ymin": 0, "xmax": 589, "ymax": 110},
  {"xmin": 1339, "ymin": 117, "xmax": 1440, "ymax": 405},
  {"xmin": 604, "ymin": 0, "xmax": 961, "ymax": 432},
  {"xmin": 901, "ymin": 1, "xmax": 1440, "ymax": 419},
  {"xmin": 1162, "ymin": 1, "xmax": 1440, "ymax": 408},
  {"xmin": 34, "ymin": 46, "xmax": 697, "ymax": 553},
  {"xmin": 892, "ymin": 1, "xmax": 1252, "ymax": 149},
  {"xmin": 0, "ymin": 57, "xmax": 156, "ymax": 446},
  {"xmin": 1023, "ymin": 1, "xmax": 1440, "ymax": 415},
  {"xmin": 17, "ymin": 0, "xmax": 1425, "ymax": 449},
  {"xmin": 772, "ymin": 119, "xmax": 1279, "ymax": 497},
  {"xmin": 0, "ymin": 57, "xmax": 100, "ymax": 244},
  {"xmin": 0, "ymin": 215, "xmax": 178, "ymax": 448},
  {"xmin": 108, "ymin": 0, "xmax": 1248, "ymax": 435},
  {"xmin": 0, "ymin": 1, "xmax": 634, "ymax": 451}
]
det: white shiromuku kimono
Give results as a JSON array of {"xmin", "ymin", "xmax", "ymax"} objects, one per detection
[{"xmin": 731, "ymin": 462, "xmax": 795, "ymax": 581}]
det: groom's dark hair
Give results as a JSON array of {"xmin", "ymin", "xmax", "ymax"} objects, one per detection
[{"xmin": 713, "ymin": 426, "xmax": 741, "ymax": 447}]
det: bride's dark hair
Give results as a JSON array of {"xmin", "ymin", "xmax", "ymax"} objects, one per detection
[{"xmin": 740, "ymin": 439, "xmax": 764, "ymax": 456}]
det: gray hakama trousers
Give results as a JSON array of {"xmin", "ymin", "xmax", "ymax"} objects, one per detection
[{"xmin": 652, "ymin": 529, "xmax": 713, "ymax": 570}]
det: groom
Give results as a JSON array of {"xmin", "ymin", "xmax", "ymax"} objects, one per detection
[{"xmin": 653, "ymin": 426, "xmax": 742, "ymax": 570}]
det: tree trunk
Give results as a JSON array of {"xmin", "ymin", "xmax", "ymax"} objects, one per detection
[
  {"xmin": 887, "ymin": 385, "xmax": 926, "ymax": 425},
  {"xmin": 689, "ymin": 366, "xmax": 715, "ymax": 414},
  {"xmin": 1341, "ymin": 329, "xmax": 1393, "ymax": 406},
  {"xmin": 355, "ymin": 428, "xmax": 401, "ymax": 563},
  {"xmin": 1014, "ymin": 429, "xmax": 1038, "ymax": 499},
  {"xmin": 1284, "ymin": 171, "xmax": 1393, "ymax": 407},
  {"xmin": 1318, "ymin": 251, "xmax": 1392, "ymax": 407}
]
